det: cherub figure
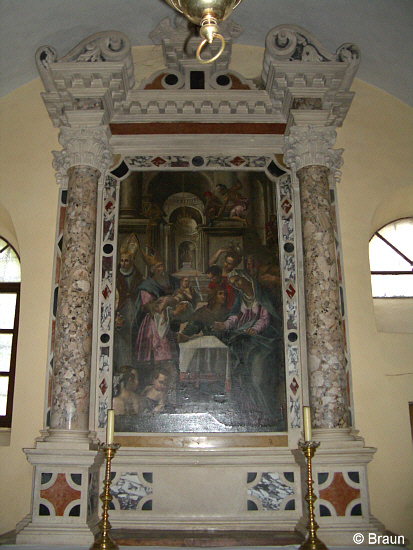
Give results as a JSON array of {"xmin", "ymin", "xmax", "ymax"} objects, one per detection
[{"xmin": 141, "ymin": 368, "xmax": 169, "ymax": 413}]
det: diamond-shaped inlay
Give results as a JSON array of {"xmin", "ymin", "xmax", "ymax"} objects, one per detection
[
  {"xmin": 290, "ymin": 378, "xmax": 299, "ymax": 395},
  {"xmin": 230, "ymin": 156, "xmax": 246, "ymax": 166},
  {"xmin": 151, "ymin": 157, "xmax": 167, "ymax": 167},
  {"xmin": 286, "ymin": 284, "xmax": 296, "ymax": 299},
  {"xmin": 99, "ymin": 379, "xmax": 108, "ymax": 395},
  {"xmin": 281, "ymin": 198, "xmax": 292, "ymax": 214},
  {"xmin": 105, "ymin": 200, "xmax": 114, "ymax": 213},
  {"xmin": 102, "ymin": 285, "xmax": 111, "ymax": 300}
]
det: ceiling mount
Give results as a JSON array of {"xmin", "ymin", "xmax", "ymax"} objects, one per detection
[{"xmin": 164, "ymin": 0, "xmax": 243, "ymax": 64}]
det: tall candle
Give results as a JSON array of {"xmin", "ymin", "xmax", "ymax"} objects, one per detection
[
  {"xmin": 303, "ymin": 406, "xmax": 312, "ymax": 442},
  {"xmin": 106, "ymin": 409, "xmax": 115, "ymax": 445}
]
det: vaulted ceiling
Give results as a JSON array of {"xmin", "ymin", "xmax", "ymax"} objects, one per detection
[{"xmin": 1, "ymin": 0, "xmax": 412, "ymax": 106}]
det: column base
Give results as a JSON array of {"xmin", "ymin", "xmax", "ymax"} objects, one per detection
[
  {"xmin": 294, "ymin": 428, "xmax": 387, "ymax": 546},
  {"xmin": 16, "ymin": 429, "xmax": 103, "ymax": 546}
]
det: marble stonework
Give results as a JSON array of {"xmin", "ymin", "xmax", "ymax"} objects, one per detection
[
  {"xmin": 18, "ymin": 23, "xmax": 386, "ymax": 547},
  {"xmin": 297, "ymin": 164, "xmax": 349, "ymax": 429},
  {"xmin": 40, "ymin": 473, "xmax": 81, "ymax": 516},
  {"xmin": 247, "ymin": 472, "xmax": 295, "ymax": 511},
  {"xmin": 318, "ymin": 471, "xmax": 360, "ymax": 516},
  {"xmin": 50, "ymin": 166, "xmax": 100, "ymax": 431}
]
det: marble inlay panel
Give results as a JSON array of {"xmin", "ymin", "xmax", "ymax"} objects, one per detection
[
  {"xmin": 111, "ymin": 473, "xmax": 153, "ymax": 510},
  {"xmin": 50, "ymin": 166, "xmax": 100, "ymax": 431},
  {"xmin": 297, "ymin": 165, "xmax": 348, "ymax": 429},
  {"xmin": 87, "ymin": 471, "xmax": 99, "ymax": 517},
  {"xmin": 319, "ymin": 472, "xmax": 360, "ymax": 516},
  {"xmin": 40, "ymin": 473, "xmax": 81, "ymax": 517},
  {"xmin": 247, "ymin": 472, "xmax": 294, "ymax": 511}
]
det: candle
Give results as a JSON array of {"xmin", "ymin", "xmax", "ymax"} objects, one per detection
[
  {"xmin": 106, "ymin": 409, "xmax": 115, "ymax": 445},
  {"xmin": 303, "ymin": 406, "xmax": 312, "ymax": 442}
]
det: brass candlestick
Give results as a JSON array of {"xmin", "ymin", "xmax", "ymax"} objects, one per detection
[
  {"xmin": 90, "ymin": 443, "xmax": 120, "ymax": 550},
  {"xmin": 299, "ymin": 441, "xmax": 328, "ymax": 550}
]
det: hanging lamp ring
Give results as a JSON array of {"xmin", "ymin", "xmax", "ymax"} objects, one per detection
[{"xmin": 196, "ymin": 33, "xmax": 225, "ymax": 64}]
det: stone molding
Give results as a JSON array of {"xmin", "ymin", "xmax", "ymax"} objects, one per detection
[
  {"xmin": 35, "ymin": 31, "xmax": 134, "ymax": 127},
  {"xmin": 283, "ymin": 125, "xmax": 343, "ymax": 177},
  {"xmin": 35, "ymin": 24, "xmax": 360, "ymax": 127},
  {"xmin": 149, "ymin": 14, "xmax": 243, "ymax": 74},
  {"xmin": 262, "ymin": 25, "xmax": 361, "ymax": 126},
  {"xmin": 52, "ymin": 126, "xmax": 113, "ymax": 185}
]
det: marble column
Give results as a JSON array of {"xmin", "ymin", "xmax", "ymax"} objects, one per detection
[
  {"xmin": 50, "ymin": 126, "xmax": 112, "ymax": 434},
  {"xmin": 284, "ymin": 125, "xmax": 349, "ymax": 429}
]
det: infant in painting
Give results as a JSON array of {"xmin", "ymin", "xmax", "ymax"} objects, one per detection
[{"xmin": 154, "ymin": 276, "xmax": 196, "ymax": 323}]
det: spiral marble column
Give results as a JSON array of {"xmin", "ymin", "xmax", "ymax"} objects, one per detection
[
  {"xmin": 284, "ymin": 125, "xmax": 349, "ymax": 430},
  {"xmin": 50, "ymin": 126, "xmax": 112, "ymax": 434}
]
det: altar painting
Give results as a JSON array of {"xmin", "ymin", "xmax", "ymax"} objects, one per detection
[{"xmin": 112, "ymin": 170, "xmax": 286, "ymax": 433}]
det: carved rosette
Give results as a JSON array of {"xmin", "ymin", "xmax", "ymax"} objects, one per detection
[
  {"xmin": 52, "ymin": 126, "xmax": 113, "ymax": 186},
  {"xmin": 284, "ymin": 125, "xmax": 349, "ymax": 429}
]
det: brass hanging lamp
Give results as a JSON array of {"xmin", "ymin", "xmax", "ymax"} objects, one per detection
[{"xmin": 164, "ymin": 0, "xmax": 243, "ymax": 64}]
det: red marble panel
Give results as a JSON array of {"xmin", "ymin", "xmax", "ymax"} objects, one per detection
[
  {"xmin": 40, "ymin": 473, "xmax": 81, "ymax": 516},
  {"xmin": 319, "ymin": 472, "xmax": 360, "ymax": 516}
]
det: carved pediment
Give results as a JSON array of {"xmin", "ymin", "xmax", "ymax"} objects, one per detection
[{"xmin": 35, "ymin": 21, "xmax": 360, "ymax": 128}]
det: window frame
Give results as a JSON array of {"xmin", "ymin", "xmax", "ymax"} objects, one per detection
[
  {"xmin": 0, "ymin": 241, "xmax": 21, "ymax": 428},
  {"xmin": 369, "ymin": 217, "xmax": 413, "ymax": 298}
]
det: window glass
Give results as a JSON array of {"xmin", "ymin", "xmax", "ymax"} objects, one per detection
[
  {"xmin": 0, "ymin": 238, "xmax": 21, "ymax": 282},
  {"xmin": 369, "ymin": 218, "xmax": 413, "ymax": 298},
  {"xmin": 0, "ymin": 237, "xmax": 20, "ymax": 428},
  {"xmin": 0, "ymin": 334, "xmax": 13, "ymax": 372},
  {"xmin": 0, "ymin": 378, "xmax": 8, "ymax": 416},
  {"xmin": 0, "ymin": 294, "xmax": 17, "ymax": 329}
]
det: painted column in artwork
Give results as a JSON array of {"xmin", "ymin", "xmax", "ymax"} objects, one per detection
[
  {"xmin": 49, "ymin": 126, "xmax": 112, "ymax": 434},
  {"xmin": 284, "ymin": 125, "xmax": 349, "ymax": 430}
]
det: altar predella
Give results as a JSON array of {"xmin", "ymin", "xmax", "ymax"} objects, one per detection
[{"xmin": 16, "ymin": 14, "xmax": 386, "ymax": 547}]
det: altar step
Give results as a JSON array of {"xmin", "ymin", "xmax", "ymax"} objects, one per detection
[{"xmin": 110, "ymin": 530, "xmax": 304, "ymax": 547}]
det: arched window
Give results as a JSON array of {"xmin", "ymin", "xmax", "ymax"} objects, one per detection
[
  {"xmin": 369, "ymin": 218, "xmax": 413, "ymax": 298},
  {"xmin": 0, "ymin": 237, "xmax": 20, "ymax": 428}
]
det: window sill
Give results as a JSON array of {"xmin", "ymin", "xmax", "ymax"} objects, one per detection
[
  {"xmin": 373, "ymin": 297, "xmax": 413, "ymax": 333},
  {"xmin": 0, "ymin": 429, "xmax": 11, "ymax": 446}
]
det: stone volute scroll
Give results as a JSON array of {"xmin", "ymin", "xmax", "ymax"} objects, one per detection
[
  {"xmin": 261, "ymin": 24, "xmax": 361, "ymax": 126},
  {"xmin": 49, "ymin": 126, "xmax": 113, "ymax": 436},
  {"xmin": 35, "ymin": 31, "xmax": 134, "ymax": 127}
]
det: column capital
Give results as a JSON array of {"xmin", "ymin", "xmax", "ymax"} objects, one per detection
[
  {"xmin": 283, "ymin": 125, "xmax": 344, "ymax": 179},
  {"xmin": 52, "ymin": 126, "xmax": 113, "ymax": 186}
]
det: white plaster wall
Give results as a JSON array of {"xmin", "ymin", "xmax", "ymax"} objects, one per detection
[
  {"xmin": 0, "ymin": 78, "xmax": 60, "ymax": 535},
  {"xmin": 335, "ymin": 78, "xmax": 413, "ymax": 545},
  {"xmin": 0, "ymin": 45, "xmax": 412, "ymax": 544}
]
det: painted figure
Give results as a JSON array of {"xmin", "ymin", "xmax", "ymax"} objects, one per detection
[
  {"xmin": 178, "ymin": 287, "xmax": 228, "ymax": 341},
  {"xmin": 113, "ymin": 366, "xmax": 141, "ymax": 415},
  {"xmin": 206, "ymin": 264, "xmax": 236, "ymax": 310},
  {"xmin": 140, "ymin": 368, "xmax": 170, "ymax": 413},
  {"xmin": 114, "ymin": 233, "xmax": 143, "ymax": 368},
  {"xmin": 133, "ymin": 248, "xmax": 187, "ymax": 400},
  {"xmin": 212, "ymin": 269, "xmax": 284, "ymax": 422}
]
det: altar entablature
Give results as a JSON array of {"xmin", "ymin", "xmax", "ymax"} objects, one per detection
[
  {"xmin": 35, "ymin": 22, "xmax": 360, "ymax": 130},
  {"xmin": 262, "ymin": 25, "xmax": 361, "ymax": 128}
]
